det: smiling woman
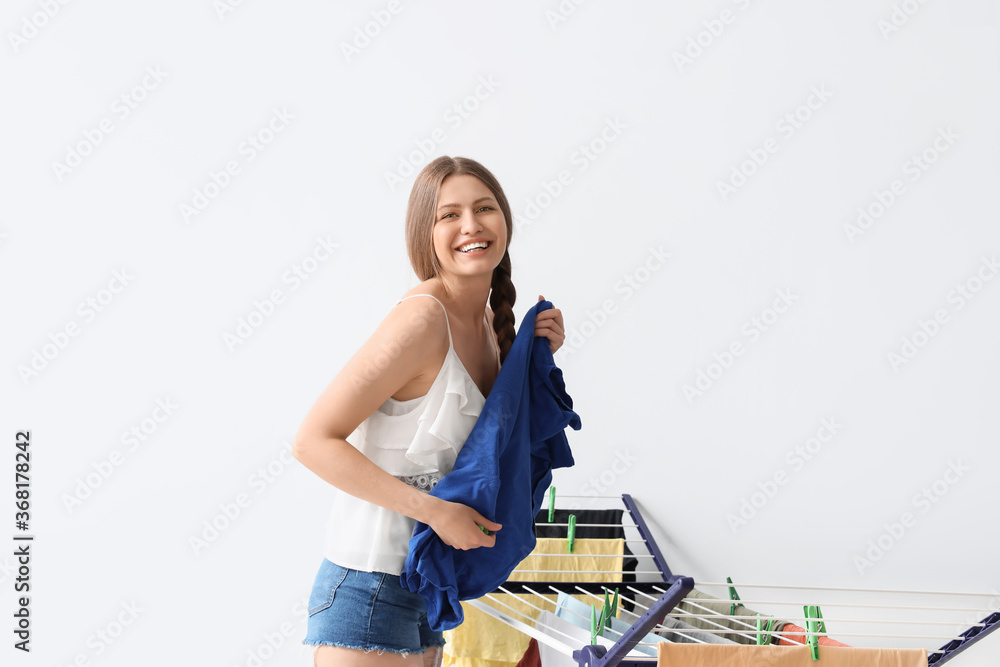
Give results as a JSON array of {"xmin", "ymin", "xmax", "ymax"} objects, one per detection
[
  {"xmin": 429, "ymin": 177, "xmax": 509, "ymax": 315},
  {"xmin": 292, "ymin": 156, "xmax": 566, "ymax": 667}
]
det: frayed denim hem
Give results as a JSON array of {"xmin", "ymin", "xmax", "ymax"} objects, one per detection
[{"xmin": 302, "ymin": 639, "xmax": 441, "ymax": 658}]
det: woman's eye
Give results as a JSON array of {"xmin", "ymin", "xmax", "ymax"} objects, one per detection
[{"xmin": 440, "ymin": 206, "xmax": 492, "ymax": 220}]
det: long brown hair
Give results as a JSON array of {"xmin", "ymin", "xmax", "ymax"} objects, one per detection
[{"xmin": 404, "ymin": 156, "xmax": 517, "ymax": 363}]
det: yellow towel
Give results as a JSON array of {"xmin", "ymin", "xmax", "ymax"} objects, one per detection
[{"xmin": 443, "ymin": 537, "xmax": 625, "ymax": 667}]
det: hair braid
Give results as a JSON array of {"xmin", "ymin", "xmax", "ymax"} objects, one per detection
[{"xmin": 489, "ymin": 252, "xmax": 517, "ymax": 364}]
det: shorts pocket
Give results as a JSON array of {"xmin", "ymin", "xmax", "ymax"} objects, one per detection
[{"xmin": 308, "ymin": 559, "xmax": 350, "ymax": 616}]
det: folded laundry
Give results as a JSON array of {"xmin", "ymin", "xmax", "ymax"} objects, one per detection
[
  {"xmin": 534, "ymin": 609, "xmax": 662, "ymax": 667},
  {"xmin": 671, "ymin": 588, "xmax": 793, "ymax": 645},
  {"xmin": 556, "ymin": 591, "xmax": 735, "ymax": 649},
  {"xmin": 533, "ymin": 508, "xmax": 638, "ymax": 611},
  {"xmin": 775, "ymin": 622, "xmax": 850, "ymax": 647},
  {"xmin": 442, "ymin": 538, "xmax": 623, "ymax": 667},
  {"xmin": 656, "ymin": 642, "xmax": 927, "ymax": 666},
  {"xmin": 534, "ymin": 610, "xmax": 603, "ymax": 667},
  {"xmin": 514, "ymin": 638, "xmax": 540, "ymax": 667}
]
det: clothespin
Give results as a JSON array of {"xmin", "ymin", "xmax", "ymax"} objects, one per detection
[
  {"xmin": 590, "ymin": 605, "xmax": 603, "ymax": 645},
  {"xmin": 548, "ymin": 487, "xmax": 556, "ymax": 522},
  {"xmin": 567, "ymin": 514, "xmax": 576, "ymax": 553},
  {"xmin": 727, "ymin": 577, "xmax": 744, "ymax": 615},
  {"xmin": 803, "ymin": 605, "xmax": 825, "ymax": 661},
  {"xmin": 804, "ymin": 605, "xmax": 819, "ymax": 660},
  {"xmin": 756, "ymin": 614, "xmax": 774, "ymax": 646},
  {"xmin": 604, "ymin": 588, "xmax": 618, "ymax": 628}
]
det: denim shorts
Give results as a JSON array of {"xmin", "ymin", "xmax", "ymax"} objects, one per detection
[{"xmin": 303, "ymin": 558, "xmax": 446, "ymax": 656}]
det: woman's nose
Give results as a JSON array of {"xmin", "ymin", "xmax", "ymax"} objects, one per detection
[{"xmin": 459, "ymin": 210, "xmax": 483, "ymax": 232}]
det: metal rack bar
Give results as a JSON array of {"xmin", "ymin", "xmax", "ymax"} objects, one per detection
[
  {"xmin": 495, "ymin": 581, "xmax": 669, "ymax": 595},
  {"xmin": 695, "ymin": 581, "xmax": 1000, "ymax": 598},
  {"xmin": 621, "ymin": 493, "xmax": 671, "ymax": 580},
  {"xmin": 931, "ymin": 611, "xmax": 1000, "ymax": 665}
]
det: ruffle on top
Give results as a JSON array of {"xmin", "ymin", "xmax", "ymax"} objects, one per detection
[{"xmin": 347, "ymin": 348, "xmax": 485, "ymax": 477}]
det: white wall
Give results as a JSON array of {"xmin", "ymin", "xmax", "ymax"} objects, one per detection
[{"xmin": 2, "ymin": 1, "xmax": 997, "ymax": 664}]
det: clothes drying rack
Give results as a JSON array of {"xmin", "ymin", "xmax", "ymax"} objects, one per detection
[{"xmin": 465, "ymin": 493, "xmax": 999, "ymax": 667}]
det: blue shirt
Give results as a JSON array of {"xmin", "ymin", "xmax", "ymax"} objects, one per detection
[{"xmin": 399, "ymin": 299, "xmax": 581, "ymax": 631}]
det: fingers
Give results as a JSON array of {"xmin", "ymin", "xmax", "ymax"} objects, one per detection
[
  {"xmin": 476, "ymin": 518, "xmax": 497, "ymax": 546},
  {"xmin": 457, "ymin": 529, "xmax": 495, "ymax": 551},
  {"xmin": 479, "ymin": 517, "xmax": 502, "ymax": 532},
  {"xmin": 534, "ymin": 309, "xmax": 566, "ymax": 354},
  {"xmin": 471, "ymin": 509, "xmax": 502, "ymax": 532},
  {"xmin": 469, "ymin": 513, "xmax": 500, "ymax": 549},
  {"xmin": 440, "ymin": 509, "xmax": 500, "ymax": 550},
  {"xmin": 535, "ymin": 308, "xmax": 563, "ymax": 330}
]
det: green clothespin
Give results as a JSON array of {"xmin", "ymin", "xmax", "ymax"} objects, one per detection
[
  {"xmin": 727, "ymin": 577, "xmax": 744, "ymax": 615},
  {"xmin": 756, "ymin": 614, "xmax": 774, "ymax": 646},
  {"xmin": 602, "ymin": 589, "xmax": 612, "ymax": 629},
  {"xmin": 803, "ymin": 605, "xmax": 825, "ymax": 661},
  {"xmin": 590, "ymin": 605, "xmax": 603, "ymax": 645},
  {"xmin": 609, "ymin": 588, "xmax": 619, "ymax": 623},
  {"xmin": 479, "ymin": 525, "xmax": 490, "ymax": 535},
  {"xmin": 548, "ymin": 487, "xmax": 556, "ymax": 522},
  {"xmin": 567, "ymin": 514, "xmax": 576, "ymax": 553}
]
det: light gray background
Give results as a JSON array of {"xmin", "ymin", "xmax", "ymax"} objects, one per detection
[{"xmin": 2, "ymin": 1, "xmax": 997, "ymax": 665}]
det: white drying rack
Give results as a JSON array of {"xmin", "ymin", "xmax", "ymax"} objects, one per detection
[{"xmin": 465, "ymin": 493, "xmax": 1000, "ymax": 666}]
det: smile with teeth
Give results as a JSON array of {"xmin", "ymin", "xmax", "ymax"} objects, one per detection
[{"xmin": 457, "ymin": 241, "xmax": 491, "ymax": 253}]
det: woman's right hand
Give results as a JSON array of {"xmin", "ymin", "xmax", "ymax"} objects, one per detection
[{"xmin": 426, "ymin": 498, "xmax": 502, "ymax": 550}]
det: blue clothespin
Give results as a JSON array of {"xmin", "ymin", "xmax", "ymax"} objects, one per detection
[
  {"xmin": 803, "ymin": 605, "xmax": 825, "ymax": 661},
  {"xmin": 548, "ymin": 486, "xmax": 556, "ymax": 522},
  {"xmin": 567, "ymin": 514, "xmax": 576, "ymax": 553},
  {"xmin": 727, "ymin": 577, "xmax": 744, "ymax": 615}
]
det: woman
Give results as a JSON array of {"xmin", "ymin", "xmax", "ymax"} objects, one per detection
[{"xmin": 293, "ymin": 155, "xmax": 566, "ymax": 667}]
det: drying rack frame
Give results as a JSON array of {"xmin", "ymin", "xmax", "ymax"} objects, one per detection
[{"xmin": 467, "ymin": 493, "xmax": 1000, "ymax": 667}]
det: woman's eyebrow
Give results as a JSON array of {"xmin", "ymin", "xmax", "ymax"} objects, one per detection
[{"xmin": 437, "ymin": 196, "xmax": 495, "ymax": 212}]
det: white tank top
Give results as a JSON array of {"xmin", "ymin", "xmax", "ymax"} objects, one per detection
[{"xmin": 322, "ymin": 294, "xmax": 494, "ymax": 575}]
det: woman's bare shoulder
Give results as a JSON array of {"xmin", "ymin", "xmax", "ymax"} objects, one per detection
[
  {"xmin": 398, "ymin": 278, "xmax": 446, "ymax": 303},
  {"xmin": 291, "ymin": 290, "xmax": 447, "ymax": 444}
]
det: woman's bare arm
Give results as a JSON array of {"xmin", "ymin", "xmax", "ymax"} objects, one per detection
[{"xmin": 291, "ymin": 297, "xmax": 500, "ymax": 549}]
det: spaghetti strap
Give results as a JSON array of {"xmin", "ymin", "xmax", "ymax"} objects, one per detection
[
  {"xmin": 396, "ymin": 293, "xmax": 491, "ymax": 353},
  {"xmin": 396, "ymin": 294, "xmax": 454, "ymax": 348}
]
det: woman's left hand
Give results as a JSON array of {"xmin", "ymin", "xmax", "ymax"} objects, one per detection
[{"xmin": 536, "ymin": 294, "xmax": 565, "ymax": 355}]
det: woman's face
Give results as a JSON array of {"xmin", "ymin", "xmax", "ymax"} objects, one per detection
[{"xmin": 432, "ymin": 173, "xmax": 507, "ymax": 280}]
